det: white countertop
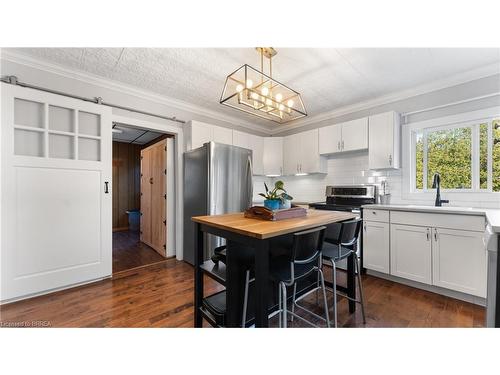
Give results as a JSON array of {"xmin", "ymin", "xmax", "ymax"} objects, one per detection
[{"xmin": 362, "ymin": 204, "xmax": 500, "ymax": 233}]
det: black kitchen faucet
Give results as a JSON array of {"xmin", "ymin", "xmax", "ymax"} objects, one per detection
[{"xmin": 431, "ymin": 172, "xmax": 449, "ymax": 207}]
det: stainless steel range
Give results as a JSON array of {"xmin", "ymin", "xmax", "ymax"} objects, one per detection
[{"xmin": 309, "ymin": 185, "xmax": 378, "ymax": 213}]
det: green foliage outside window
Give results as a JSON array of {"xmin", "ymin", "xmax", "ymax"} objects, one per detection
[
  {"xmin": 426, "ymin": 127, "xmax": 471, "ymax": 189},
  {"xmin": 415, "ymin": 119, "xmax": 499, "ymax": 192}
]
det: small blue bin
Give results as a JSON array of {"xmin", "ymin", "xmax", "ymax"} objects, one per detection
[{"xmin": 126, "ymin": 209, "xmax": 141, "ymax": 232}]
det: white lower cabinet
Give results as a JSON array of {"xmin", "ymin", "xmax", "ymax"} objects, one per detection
[
  {"xmin": 432, "ymin": 228, "xmax": 487, "ymax": 298},
  {"xmin": 363, "ymin": 209, "xmax": 488, "ymax": 299},
  {"xmin": 390, "ymin": 224, "xmax": 432, "ymax": 285},
  {"xmin": 363, "ymin": 221, "xmax": 390, "ymax": 274}
]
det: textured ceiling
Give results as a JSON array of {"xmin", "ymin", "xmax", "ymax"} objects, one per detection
[
  {"xmin": 5, "ymin": 48, "xmax": 500, "ymax": 129},
  {"xmin": 112, "ymin": 123, "xmax": 164, "ymax": 145}
]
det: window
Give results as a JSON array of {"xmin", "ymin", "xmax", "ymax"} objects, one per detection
[{"xmin": 413, "ymin": 117, "xmax": 500, "ymax": 192}]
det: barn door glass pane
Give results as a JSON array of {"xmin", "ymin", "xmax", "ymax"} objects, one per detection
[{"xmin": 14, "ymin": 98, "xmax": 44, "ymax": 128}]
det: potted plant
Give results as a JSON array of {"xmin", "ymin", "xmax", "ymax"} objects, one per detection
[{"xmin": 259, "ymin": 180, "xmax": 293, "ymax": 211}]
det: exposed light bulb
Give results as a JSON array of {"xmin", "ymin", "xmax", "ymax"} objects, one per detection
[
  {"xmin": 236, "ymin": 84, "xmax": 244, "ymax": 92},
  {"xmin": 275, "ymin": 93, "xmax": 283, "ymax": 102},
  {"xmin": 266, "ymin": 98, "xmax": 273, "ymax": 106},
  {"xmin": 246, "ymin": 79, "xmax": 253, "ymax": 88},
  {"xmin": 261, "ymin": 86, "xmax": 269, "ymax": 96},
  {"xmin": 287, "ymin": 99, "xmax": 294, "ymax": 108},
  {"xmin": 251, "ymin": 92, "xmax": 259, "ymax": 100},
  {"xmin": 279, "ymin": 104, "xmax": 285, "ymax": 111}
]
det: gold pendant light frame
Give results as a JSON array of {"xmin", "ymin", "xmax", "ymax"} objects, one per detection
[{"xmin": 220, "ymin": 48, "xmax": 307, "ymax": 124}]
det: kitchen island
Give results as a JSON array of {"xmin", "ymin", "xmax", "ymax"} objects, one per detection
[{"xmin": 192, "ymin": 209, "xmax": 356, "ymax": 327}]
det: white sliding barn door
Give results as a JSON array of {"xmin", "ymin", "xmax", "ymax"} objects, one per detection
[{"xmin": 1, "ymin": 84, "xmax": 112, "ymax": 301}]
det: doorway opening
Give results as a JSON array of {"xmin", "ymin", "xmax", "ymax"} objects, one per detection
[{"xmin": 112, "ymin": 123, "xmax": 172, "ymax": 274}]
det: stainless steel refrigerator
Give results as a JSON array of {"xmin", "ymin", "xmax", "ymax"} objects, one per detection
[{"xmin": 183, "ymin": 142, "xmax": 253, "ymax": 265}]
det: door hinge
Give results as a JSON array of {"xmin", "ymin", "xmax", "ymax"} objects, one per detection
[
  {"xmin": 164, "ymin": 169, "xmax": 167, "ymax": 175},
  {"xmin": 164, "ymin": 194, "xmax": 167, "ymax": 199},
  {"xmin": 164, "ymin": 146, "xmax": 167, "ymax": 151},
  {"xmin": 140, "ymin": 212, "xmax": 143, "ymax": 216},
  {"xmin": 163, "ymin": 220, "xmax": 166, "ymax": 225}
]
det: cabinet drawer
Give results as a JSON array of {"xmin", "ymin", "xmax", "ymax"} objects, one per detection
[
  {"xmin": 390, "ymin": 211, "xmax": 485, "ymax": 232},
  {"xmin": 363, "ymin": 209, "xmax": 389, "ymax": 223}
]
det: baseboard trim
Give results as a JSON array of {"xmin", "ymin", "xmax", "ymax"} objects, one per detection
[
  {"xmin": 0, "ymin": 275, "xmax": 112, "ymax": 305},
  {"xmin": 366, "ymin": 270, "xmax": 486, "ymax": 307}
]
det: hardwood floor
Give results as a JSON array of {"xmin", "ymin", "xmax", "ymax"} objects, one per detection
[
  {"xmin": 113, "ymin": 230, "xmax": 166, "ymax": 274},
  {"xmin": 0, "ymin": 259, "xmax": 485, "ymax": 328}
]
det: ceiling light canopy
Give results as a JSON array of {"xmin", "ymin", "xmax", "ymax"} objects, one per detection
[{"xmin": 220, "ymin": 48, "xmax": 307, "ymax": 124}]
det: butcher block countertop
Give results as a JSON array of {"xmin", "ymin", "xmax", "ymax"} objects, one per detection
[{"xmin": 192, "ymin": 209, "xmax": 356, "ymax": 240}]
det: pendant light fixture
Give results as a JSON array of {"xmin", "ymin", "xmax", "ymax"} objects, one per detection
[{"xmin": 220, "ymin": 48, "xmax": 307, "ymax": 124}]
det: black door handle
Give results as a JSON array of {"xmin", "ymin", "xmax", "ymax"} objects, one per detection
[{"xmin": 104, "ymin": 181, "xmax": 109, "ymax": 194}]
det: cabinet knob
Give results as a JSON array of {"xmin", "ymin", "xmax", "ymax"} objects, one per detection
[
  {"xmin": 426, "ymin": 228, "xmax": 430, "ymax": 241},
  {"xmin": 434, "ymin": 228, "xmax": 438, "ymax": 241}
]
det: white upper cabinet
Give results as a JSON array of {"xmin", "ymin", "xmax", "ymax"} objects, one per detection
[
  {"xmin": 232, "ymin": 129, "xmax": 250, "ymax": 149},
  {"xmin": 233, "ymin": 130, "xmax": 264, "ymax": 175},
  {"xmin": 319, "ymin": 118, "xmax": 368, "ymax": 154},
  {"xmin": 283, "ymin": 133, "xmax": 301, "ymax": 175},
  {"xmin": 186, "ymin": 120, "xmax": 233, "ymax": 150},
  {"xmin": 342, "ymin": 118, "xmax": 368, "ymax": 152},
  {"xmin": 250, "ymin": 134, "xmax": 264, "ymax": 176},
  {"xmin": 368, "ymin": 111, "xmax": 400, "ymax": 169},
  {"xmin": 319, "ymin": 123, "xmax": 342, "ymax": 154},
  {"xmin": 263, "ymin": 137, "xmax": 283, "ymax": 176},
  {"xmin": 188, "ymin": 121, "xmax": 212, "ymax": 149},
  {"xmin": 283, "ymin": 129, "xmax": 326, "ymax": 175},
  {"xmin": 212, "ymin": 125, "xmax": 233, "ymax": 145}
]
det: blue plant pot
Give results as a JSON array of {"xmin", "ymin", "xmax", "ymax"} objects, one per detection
[
  {"xmin": 264, "ymin": 199, "xmax": 280, "ymax": 211},
  {"xmin": 279, "ymin": 200, "xmax": 292, "ymax": 209}
]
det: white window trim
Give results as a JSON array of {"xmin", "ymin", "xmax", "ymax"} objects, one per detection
[{"xmin": 402, "ymin": 106, "xmax": 500, "ymax": 204}]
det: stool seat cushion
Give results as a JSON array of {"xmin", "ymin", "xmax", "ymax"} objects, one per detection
[
  {"xmin": 269, "ymin": 255, "xmax": 317, "ymax": 283},
  {"xmin": 322, "ymin": 242, "xmax": 353, "ymax": 262}
]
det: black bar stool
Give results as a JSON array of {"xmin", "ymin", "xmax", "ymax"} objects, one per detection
[
  {"xmin": 269, "ymin": 226, "xmax": 330, "ymax": 328},
  {"xmin": 321, "ymin": 218, "xmax": 366, "ymax": 327}
]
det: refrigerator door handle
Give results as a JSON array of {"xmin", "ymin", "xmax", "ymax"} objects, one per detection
[{"xmin": 246, "ymin": 153, "xmax": 253, "ymax": 208}]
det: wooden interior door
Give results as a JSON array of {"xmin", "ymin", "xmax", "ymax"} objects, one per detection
[
  {"xmin": 140, "ymin": 139, "xmax": 167, "ymax": 257},
  {"xmin": 140, "ymin": 147, "xmax": 152, "ymax": 246}
]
